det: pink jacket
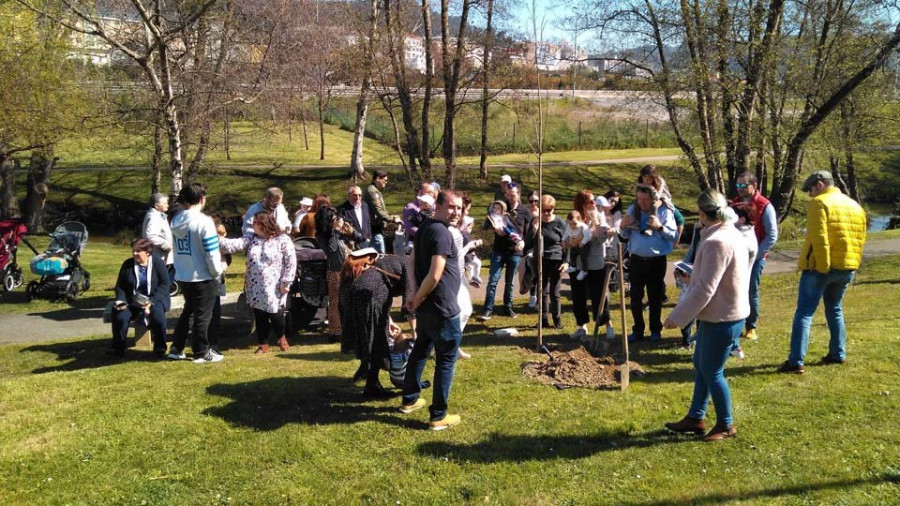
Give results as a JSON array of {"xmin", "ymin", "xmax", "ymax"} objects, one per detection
[{"xmin": 667, "ymin": 222, "xmax": 750, "ymax": 327}]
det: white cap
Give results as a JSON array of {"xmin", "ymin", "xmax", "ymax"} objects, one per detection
[
  {"xmin": 500, "ymin": 175, "xmax": 512, "ymax": 183},
  {"xmin": 299, "ymin": 197, "xmax": 313, "ymax": 207},
  {"xmin": 417, "ymin": 194, "xmax": 435, "ymax": 207},
  {"xmin": 594, "ymin": 196, "xmax": 610, "ymax": 208},
  {"xmin": 349, "ymin": 247, "xmax": 379, "ymax": 258}
]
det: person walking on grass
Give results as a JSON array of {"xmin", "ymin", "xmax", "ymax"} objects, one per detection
[
  {"xmin": 220, "ymin": 212, "xmax": 296, "ymax": 354},
  {"xmin": 664, "ymin": 190, "xmax": 749, "ymax": 442},
  {"xmin": 168, "ymin": 183, "xmax": 226, "ymax": 363},
  {"xmin": 779, "ymin": 171, "xmax": 867, "ymax": 375},
  {"xmin": 400, "ymin": 190, "xmax": 463, "ymax": 431},
  {"xmin": 479, "ymin": 183, "xmax": 531, "ymax": 321},
  {"xmin": 620, "ymin": 184, "xmax": 677, "ymax": 343},
  {"xmin": 731, "ymin": 171, "xmax": 778, "ymax": 343}
]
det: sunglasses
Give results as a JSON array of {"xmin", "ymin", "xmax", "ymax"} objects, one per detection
[
  {"xmin": 529, "ymin": 199, "xmax": 539, "ymax": 203},
  {"xmin": 542, "ymin": 208, "xmax": 554, "ymax": 213},
  {"xmin": 735, "ymin": 183, "xmax": 749, "ymax": 189}
]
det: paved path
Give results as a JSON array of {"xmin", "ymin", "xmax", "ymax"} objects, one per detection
[{"xmin": 1, "ymin": 237, "xmax": 897, "ymax": 345}]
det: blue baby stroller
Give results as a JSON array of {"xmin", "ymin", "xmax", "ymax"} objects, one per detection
[{"xmin": 26, "ymin": 222, "xmax": 91, "ymax": 303}]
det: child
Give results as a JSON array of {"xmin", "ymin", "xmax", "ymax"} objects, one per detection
[
  {"xmin": 565, "ymin": 210, "xmax": 593, "ymax": 281},
  {"xmin": 673, "ymin": 262, "xmax": 694, "ymax": 348},
  {"xmin": 488, "ymin": 200, "xmax": 524, "ymax": 252},
  {"xmin": 459, "ymin": 201, "xmax": 483, "ymax": 287}
]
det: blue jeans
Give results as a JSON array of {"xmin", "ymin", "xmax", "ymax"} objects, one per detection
[
  {"xmin": 788, "ymin": 269, "xmax": 854, "ymax": 366},
  {"xmin": 746, "ymin": 257, "xmax": 766, "ymax": 329},
  {"xmin": 371, "ymin": 234, "xmax": 385, "ymax": 254},
  {"xmin": 402, "ymin": 313, "xmax": 462, "ymax": 421},
  {"xmin": 483, "ymin": 251, "xmax": 521, "ymax": 313},
  {"xmin": 689, "ymin": 319, "xmax": 743, "ymax": 428}
]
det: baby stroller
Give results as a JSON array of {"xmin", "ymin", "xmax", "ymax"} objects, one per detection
[
  {"xmin": 0, "ymin": 219, "xmax": 28, "ymax": 294},
  {"xmin": 289, "ymin": 236, "xmax": 328, "ymax": 333},
  {"xmin": 26, "ymin": 222, "xmax": 91, "ymax": 303}
]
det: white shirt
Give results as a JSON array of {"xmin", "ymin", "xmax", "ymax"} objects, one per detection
[
  {"xmin": 353, "ymin": 202, "xmax": 363, "ymax": 230},
  {"xmin": 243, "ymin": 201, "xmax": 292, "ymax": 235}
]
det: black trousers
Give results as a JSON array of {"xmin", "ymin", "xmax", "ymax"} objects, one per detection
[
  {"xmin": 111, "ymin": 303, "xmax": 167, "ymax": 352},
  {"xmin": 253, "ymin": 308, "xmax": 287, "ymax": 344},
  {"xmin": 541, "ymin": 259, "xmax": 563, "ymax": 324},
  {"xmin": 570, "ymin": 267, "xmax": 611, "ymax": 327},
  {"xmin": 628, "ymin": 255, "xmax": 667, "ymax": 335},
  {"xmin": 173, "ymin": 279, "xmax": 218, "ymax": 357}
]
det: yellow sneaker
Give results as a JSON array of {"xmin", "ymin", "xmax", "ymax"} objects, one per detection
[
  {"xmin": 399, "ymin": 398, "xmax": 426, "ymax": 414},
  {"xmin": 745, "ymin": 328, "xmax": 758, "ymax": 341},
  {"xmin": 429, "ymin": 414, "xmax": 461, "ymax": 431}
]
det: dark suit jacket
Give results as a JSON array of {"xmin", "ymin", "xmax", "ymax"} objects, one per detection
[
  {"xmin": 338, "ymin": 200, "xmax": 372, "ymax": 241},
  {"xmin": 115, "ymin": 256, "xmax": 171, "ymax": 312}
]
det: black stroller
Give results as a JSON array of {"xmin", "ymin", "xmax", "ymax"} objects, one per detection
[
  {"xmin": 288, "ymin": 236, "xmax": 328, "ymax": 333},
  {"xmin": 26, "ymin": 222, "xmax": 91, "ymax": 302}
]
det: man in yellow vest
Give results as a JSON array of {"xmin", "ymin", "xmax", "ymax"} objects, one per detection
[{"xmin": 779, "ymin": 171, "xmax": 866, "ymax": 374}]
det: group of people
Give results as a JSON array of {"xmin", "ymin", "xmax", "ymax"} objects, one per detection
[{"xmin": 110, "ymin": 164, "xmax": 868, "ymax": 438}]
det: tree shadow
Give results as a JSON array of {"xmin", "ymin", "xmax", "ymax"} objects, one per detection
[
  {"xmin": 626, "ymin": 473, "xmax": 898, "ymax": 506},
  {"xmin": 417, "ymin": 429, "xmax": 693, "ymax": 463},
  {"xmin": 854, "ymin": 278, "xmax": 900, "ymax": 286},
  {"xmin": 25, "ymin": 296, "xmax": 110, "ymax": 321},
  {"xmin": 20, "ymin": 337, "xmax": 162, "ymax": 374},
  {"xmin": 203, "ymin": 376, "xmax": 420, "ymax": 431},
  {"xmin": 277, "ymin": 350, "xmax": 353, "ymax": 362}
]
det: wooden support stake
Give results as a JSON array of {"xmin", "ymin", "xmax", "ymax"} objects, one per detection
[{"xmin": 618, "ymin": 242, "xmax": 629, "ymax": 390}]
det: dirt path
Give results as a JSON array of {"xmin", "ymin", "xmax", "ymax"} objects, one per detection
[{"xmin": 1, "ymin": 237, "xmax": 897, "ymax": 345}]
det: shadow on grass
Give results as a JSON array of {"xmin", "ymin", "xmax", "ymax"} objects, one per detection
[
  {"xmin": 20, "ymin": 337, "xmax": 163, "ymax": 373},
  {"xmin": 418, "ymin": 429, "xmax": 692, "ymax": 462},
  {"xmin": 24, "ymin": 296, "xmax": 110, "ymax": 321},
  {"xmin": 627, "ymin": 472, "xmax": 899, "ymax": 506},
  {"xmin": 277, "ymin": 349, "xmax": 352, "ymax": 362},
  {"xmin": 204, "ymin": 375, "xmax": 419, "ymax": 430}
]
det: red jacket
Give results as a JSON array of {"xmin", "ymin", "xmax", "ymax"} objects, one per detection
[{"xmin": 732, "ymin": 191, "xmax": 770, "ymax": 245}]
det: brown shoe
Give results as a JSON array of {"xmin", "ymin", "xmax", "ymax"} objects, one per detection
[
  {"xmin": 703, "ymin": 424, "xmax": 737, "ymax": 442},
  {"xmin": 821, "ymin": 355, "xmax": 845, "ymax": 365},
  {"xmin": 665, "ymin": 416, "xmax": 706, "ymax": 434},
  {"xmin": 778, "ymin": 361, "xmax": 804, "ymax": 374},
  {"xmin": 255, "ymin": 344, "xmax": 269, "ymax": 354},
  {"xmin": 277, "ymin": 336, "xmax": 290, "ymax": 352}
]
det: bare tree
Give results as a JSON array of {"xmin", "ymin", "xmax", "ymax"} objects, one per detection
[
  {"xmin": 349, "ymin": 0, "xmax": 381, "ymax": 180},
  {"xmin": 588, "ymin": 0, "xmax": 900, "ymax": 219},
  {"xmin": 439, "ymin": 0, "xmax": 476, "ymax": 188}
]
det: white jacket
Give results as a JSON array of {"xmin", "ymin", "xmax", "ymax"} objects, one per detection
[
  {"xmin": 242, "ymin": 201, "xmax": 291, "ymax": 236},
  {"xmin": 171, "ymin": 208, "xmax": 224, "ymax": 282},
  {"xmin": 142, "ymin": 208, "xmax": 173, "ymax": 264}
]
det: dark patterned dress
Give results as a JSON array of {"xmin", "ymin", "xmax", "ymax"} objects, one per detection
[{"xmin": 339, "ymin": 255, "xmax": 411, "ymax": 369}]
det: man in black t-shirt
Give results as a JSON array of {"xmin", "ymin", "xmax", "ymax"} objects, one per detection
[{"xmin": 400, "ymin": 190, "xmax": 463, "ymax": 431}]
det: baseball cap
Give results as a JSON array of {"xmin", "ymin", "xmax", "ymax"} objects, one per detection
[
  {"xmin": 349, "ymin": 247, "xmax": 379, "ymax": 258},
  {"xmin": 501, "ymin": 175, "xmax": 512, "ymax": 183},
  {"xmin": 801, "ymin": 170, "xmax": 833, "ymax": 192},
  {"xmin": 594, "ymin": 196, "xmax": 610, "ymax": 208},
  {"xmin": 299, "ymin": 197, "xmax": 313, "ymax": 207},
  {"xmin": 417, "ymin": 194, "xmax": 435, "ymax": 207}
]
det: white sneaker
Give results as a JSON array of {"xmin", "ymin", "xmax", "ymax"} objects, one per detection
[
  {"xmin": 730, "ymin": 347, "xmax": 745, "ymax": 360},
  {"xmin": 528, "ymin": 295, "xmax": 537, "ymax": 308},
  {"xmin": 576, "ymin": 270, "xmax": 588, "ymax": 281},
  {"xmin": 166, "ymin": 347, "xmax": 187, "ymax": 360},
  {"xmin": 606, "ymin": 325, "xmax": 616, "ymax": 340},
  {"xmin": 458, "ymin": 348, "xmax": 471, "ymax": 359},
  {"xmin": 570, "ymin": 327, "xmax": 587, "ymax": 340},
  {"xmin": 193, "ymin": 351, "xmax": 225, "ymax": 363},
  {"xmin": 566, "ymin": 266, "xmax": 577, "ymax": 274}
]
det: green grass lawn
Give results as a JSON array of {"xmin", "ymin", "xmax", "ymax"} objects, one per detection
[{"xmin": 1, "ymin": 254, "xmax": 899, "ymax": 504}]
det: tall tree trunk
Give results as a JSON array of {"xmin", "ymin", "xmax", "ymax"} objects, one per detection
[
  {"xmin": 420, "ymin": 0, "xmax": 434, "ymax": 179},
  {"xmin": 23, "ymin": 148, "xmax": 57, "ymax": 233},
  {"xmin": 441, "ymin": 0, "xmax": 472, "ymax": 189},
  {"xmin": 384, "ymin": 0, "xmax": 422, "ymax": 174},
  {"xmin": 839, "ymin": 101, "xmax": 861, "ymax": 202},
  {"xmin": 350, "ymin": 0, "xmax": 378, "ymax": 181},
  {"xmin": 479, "ymin": 0, "xmax": 494, "ymax": 181},
  {"xmin": 151, "ymin": 118, "xmax": 164, "ymax": 194},
  {"xmin": 0, "ymin": 154, "xmax": 20, "ymax": 220},
  {"xmin": 317, "ymin": 92, "xmax": 326, "ymax": 161}
]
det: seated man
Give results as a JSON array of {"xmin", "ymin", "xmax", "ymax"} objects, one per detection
[{"xmin": 110, "ymin": 238, "xmax": 171, "ymax": 357}]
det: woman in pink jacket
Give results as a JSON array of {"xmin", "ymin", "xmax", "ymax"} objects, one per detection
[{"xmin": 663, "ymin": 190, "xmax": 750, "ymax": 442}]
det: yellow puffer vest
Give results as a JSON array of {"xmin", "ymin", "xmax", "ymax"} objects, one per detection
[{"xmin": 798, "ymin": 187, "xmax": 867, "ymax": 273}]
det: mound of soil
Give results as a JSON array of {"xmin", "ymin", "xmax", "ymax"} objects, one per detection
[{"xmin": 522, "ymin": 346, "xmax": 645, "ymax": 389}]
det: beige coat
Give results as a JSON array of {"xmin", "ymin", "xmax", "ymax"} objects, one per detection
[{"xmin": 667, "ymin": 221, "xmax": 750, "ymax": 327}]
